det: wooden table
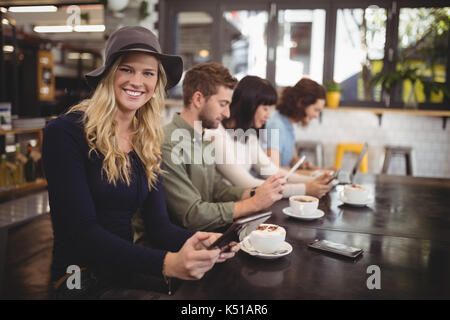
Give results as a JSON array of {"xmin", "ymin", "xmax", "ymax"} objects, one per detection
[
  {"xmin": 0, "ymin": 191, "xmax": 49, "ymax": 296},
  {"xmin": 166, "ymin": 174, "xmax": 450, "ymax": 299}
]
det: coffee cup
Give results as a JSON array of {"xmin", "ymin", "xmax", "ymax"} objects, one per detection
[
  {"xmin": 343, "ymin": 184, "xmax": 369, "ymax": 202},
  {"xmin": 289, "ymin": 195, "xmax": 319, "ymax": 216},
  {"xmin": 249, "ymin": 224, "xmax": 286, "ymax": 254}
]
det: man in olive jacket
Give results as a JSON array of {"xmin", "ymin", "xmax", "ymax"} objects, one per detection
[{"xmin": 159, "ymin": 63, "xmax": 285, "ymax": 232}]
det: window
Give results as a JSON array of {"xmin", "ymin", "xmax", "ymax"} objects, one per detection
[
  {"xmin": 276, "ymin": 9, "xmax": 326, "ymax": 87},
  {"xmin": 170, "ymin": 11, "xmax": 213, "ymax": 96},
  {"xmin": 334, "ymin": 7, "xmax": 387, "ymax": 102},
  {"xmin": 161, "ymin": 0, "xmax": 450, "ymax": 109},
  {"xmin": 397, "ymin": 7, "xmax": 450, "ymax": 106},
  {"xmin": 176, "ymin": 11, "xmax": 213, "ymax": 71},
  {"xmin": 222, "ymin": 10, "xmax": 268, "ymax": 80}
]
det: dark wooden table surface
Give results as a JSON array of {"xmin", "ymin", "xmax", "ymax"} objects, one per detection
[
  {"xmin": 166, "ymin": 174, "xmax": 450, "ymax": 299},
  {"xmin": 0, "ymin": 191, "xmax": 49, "ymax": 296}
]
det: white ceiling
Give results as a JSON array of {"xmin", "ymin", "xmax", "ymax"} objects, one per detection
[
  {"xmin": 1, "ymin": 1, "xmax": 106, "ymax": 52},
  {"xmin": 0, "ymin": 0, "xmax": 100, "ymax": 6}
]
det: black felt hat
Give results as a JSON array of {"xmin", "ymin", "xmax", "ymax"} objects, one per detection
[{"xmin": 85, "ymin": 26, "xmax": 183, "ymax": 90}]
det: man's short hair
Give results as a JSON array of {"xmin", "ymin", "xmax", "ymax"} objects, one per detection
[{"xmin": 182, "ymin": 62, "xmax": 237, "ymax": 107}]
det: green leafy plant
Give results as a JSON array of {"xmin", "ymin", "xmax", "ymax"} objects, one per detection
[
  {"xmin": 420, "ymin": 78, "xmax": 450, "ymax": 101},
  {"xmin": 139, "ymin": 0, "xmax": 149, "ymax": 21},
  {"xmin": 369, "ymin": 66, "xmax": 420, "ymax": 108},
  {"xmin": 325, "ymin": 81, "xmax": 342, "ymax": 92},
  {"xmin": 370, "ymin": 67, "xmax": 419, "ymax": 90},
  {"xmin": 80, "ymin": 13, "xmax": 90, "ymax": 24}
]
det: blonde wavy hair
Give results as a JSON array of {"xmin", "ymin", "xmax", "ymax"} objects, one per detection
[{"xmin": 69, "ymin": 54, "xmax": 167, "ymax": 189}]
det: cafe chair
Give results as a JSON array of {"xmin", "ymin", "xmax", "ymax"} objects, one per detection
[
  {"xmin": 334, "ymin": 143, "xmax": 368, "ymax": 172},
  {"xmin": 296, "ymin": 141, "xmax": 324, "ymax": 168},
  {"xmin": 381, "ymin": 145, "xmax": 413, "ymax": 176}
]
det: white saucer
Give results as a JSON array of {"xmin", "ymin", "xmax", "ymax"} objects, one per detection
[
  {"xmin": 282, "ymin": 207, "xmax": 325, "ymax": 220},
  {"xmin": 338, "ymin": 191, "xmax": 374, "ymax": 207},
  {"xmin": 240, "ymin": 236, "xmax": 292, "ymax": 260}
]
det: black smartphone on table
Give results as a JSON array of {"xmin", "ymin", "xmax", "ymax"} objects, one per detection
[
  {"xmin": 207, "ymin": 211, "xmax": 272, "ymax": 250},
  {"xmin": 308, "ymin": 239, "xmax": 363, "ymax": 259}
]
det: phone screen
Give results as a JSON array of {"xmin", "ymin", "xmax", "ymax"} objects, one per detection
[{"xmin": 308, "ymin": 239, "xmax": 363, "ymax": 258}]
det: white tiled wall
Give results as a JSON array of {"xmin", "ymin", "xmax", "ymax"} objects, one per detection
[
  {"xmin": 161, "ymin": 107, "xmax": 450, "ymax": 178},
  {"xmin": 294, "ymin": 110, "xmax": 450, "ymax": 178}
]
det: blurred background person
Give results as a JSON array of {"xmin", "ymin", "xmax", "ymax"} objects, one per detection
[{"xmin": 206, "ymin": 75, "xmax": 332, "ymax": 199}]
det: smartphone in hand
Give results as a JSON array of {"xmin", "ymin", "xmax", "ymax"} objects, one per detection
[
  {"xmin": 325, "ymin": 170, "xmax": 340, "ymax": 185},
  {"xmin": 207, "ymin": 211, "xmax": 272, "ymax": 250}
]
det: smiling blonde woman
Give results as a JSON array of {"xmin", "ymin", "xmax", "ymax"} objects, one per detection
[
  {"xmin": 68, "ymin": 56, "xmax": 167, "ymax": 188},
  {"xmin": 43, "ymin": 26, "xmax": 237, "ymax": 300}
]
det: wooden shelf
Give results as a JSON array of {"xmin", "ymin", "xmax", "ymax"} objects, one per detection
[
  {"xmin": 325, "ymin": 107, "xmax": 450, "ymax": 117},
  {"xmin": 0, "ymin": 128, "xmax": 44, "ymax": 136},
  {"xmin": 0, "ymin": 178, "xmax": 47, "ymax": 202},
  {"xmin": 165, "ymin": 99, "xmax": 183, "ymax": 108},
  {"xmin": 324, "ymin": 106, "xmax": 450, "ymax": 129},
  {"xmin": 0, "ymin": 128, "xmax": 46, "ymax": 202}
]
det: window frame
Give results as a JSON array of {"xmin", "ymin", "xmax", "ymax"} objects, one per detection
[{"xmin": 159, "ymin": 0, "xmax": 450, "ymax": 110}]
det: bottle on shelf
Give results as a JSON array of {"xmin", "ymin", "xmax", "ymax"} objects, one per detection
[
  {"xmin": 0, "ymin": 154, "xmax": 8, "ymax": 189},
  {"xmin": 4, "ymin": 157, "xmax": 16, "ymax": 190},
  {"xmin": 14, "ymin": 143, "xmax": 27, "ymax": 186},
  {"xmin": 24, "ymin": 143, "xmax": 37, "ymax": 182}
]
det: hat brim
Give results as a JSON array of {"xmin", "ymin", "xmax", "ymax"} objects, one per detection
[{"xmin": 85, "ymin": 48, "xmax": 183, "ymax": 90}]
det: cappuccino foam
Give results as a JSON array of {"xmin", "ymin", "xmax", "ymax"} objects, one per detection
[
  {"xmin": 252, "ymin": 224, "xmax": 285, "ymax": 237},
  {"xmin": 348, "ymin": 184, "xmax": 365, "ymax": 190}
]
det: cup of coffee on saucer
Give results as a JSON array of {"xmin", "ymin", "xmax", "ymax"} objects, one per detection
[
  {"xmin": 343, "ymin": 184, "xmax": 369, "ymax": 203},
  {"xmin": 289, "ymin": 195, "xmax": 319, "ymax": 216},
  {"xmin": 249, "ymin": 224, "xmax": 286, "ymax": 254}
]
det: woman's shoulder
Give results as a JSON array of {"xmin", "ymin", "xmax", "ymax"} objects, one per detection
[
  {"xmin": 267, "ymin": 110, "xmax": 292, "ymax": 131},
  {"xmin": 266, "ymin": 110, "xmax": 282, "ymax": 125},
  {"xmin": 44, "ymin": 111, "xmax": 86, "ymax": 145},
  {"xmin": 46, "ymin": 111, "xmax": 84, "ymax": 132}
]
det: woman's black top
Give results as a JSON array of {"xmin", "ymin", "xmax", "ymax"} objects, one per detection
[{"xmin": 43, "ymin": 111, "xmax": 193, "ymax": 281}]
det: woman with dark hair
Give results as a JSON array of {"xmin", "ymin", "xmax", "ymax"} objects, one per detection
[
  {"xmin": 222, "ymin": 75, "xmax": 277, "ymax": 134},
  {"xmin": 206, "ymin": 75, "xmax": 331, "ymax": 199},
  {"xmin": 265, "ymin": 78, "xmax": 326, "ymax": 170}
]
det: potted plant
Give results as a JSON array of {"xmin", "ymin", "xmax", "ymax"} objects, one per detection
[
  {"xmin": 325, "ymin": 80, "xmax": 342, "ymax": 108},
  {"xmin": 370, "ymin": 67, "xmax": 420, "ymax": 108},
  {"xmin": 420, "ymin": 78, "xmax": 450, "ymax": 104}
]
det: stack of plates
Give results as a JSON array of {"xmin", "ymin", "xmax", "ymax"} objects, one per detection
[{"xmin": 12, "ymin": 118, "xmax": 46, "ymax": 130}]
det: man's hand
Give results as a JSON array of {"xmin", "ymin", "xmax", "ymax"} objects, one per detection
[
  {"xmin": 251, "ymin": 173, "xmax": 286, "ymax": 210},
  {"xmin": 234, "ymin": 173, "xmax": 285, "ymax": 219}
]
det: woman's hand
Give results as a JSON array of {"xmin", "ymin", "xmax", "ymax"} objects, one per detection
[
  {"xmin": 305, "ymin": 181, "xmax": 332, "ymax": 198},
  {"xmin": 313, "ymin": 172, "xmax": 333, "ymax": 184},
  {"xmin": 252, "ymin": 173, "xmax": 286, "ymax": 210},
  {"xmin": 202, "ymin": 233, "xmax": 240, "ymax": 262},
  {"xmin": 163, "ymin": 232, "xmax": 238, "ymax": 280},
  {"xmin": 305, "ymin": 173, "xmax": 333, "ymax": 198},
  {"xmin": 299, "ymin": 161, "xmax": 318, "ymax": 171}
]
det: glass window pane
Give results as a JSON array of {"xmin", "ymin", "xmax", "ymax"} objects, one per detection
[
  {"xmin": 170, "ymin": 11, "xmax": 213, "ymax": 97},
  {"xmin": 176, "ymin": 11, "xmax": 213, "ymax": 70},
  {"xmin": 334, "ymin": 8, "xmax": 386, "ymax": 102},
  {"xmin": 222, "ymin": 10, "xmax": 268, "ymax": 80},
  {"xmin": 398, "ymin": 7, "xmax": 450, "ymax": 105},
  {"xmin": 276, "ymin": 9, "xmax": 326, "ymax": 87}
]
